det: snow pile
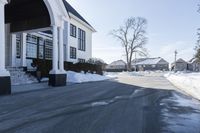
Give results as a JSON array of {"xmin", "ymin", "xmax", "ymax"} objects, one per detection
[
  {"xmin": 67, "ymin": 71, "xmax": 115, "ymax": 83},
  {"xmin": 165, "ymin": 72, "xmax": 200, "ymax": 100}
]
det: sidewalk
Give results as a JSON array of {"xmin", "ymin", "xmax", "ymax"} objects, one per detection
[{"xmin": 12, "ymin": 82, "xmax": 75, "ymax": 94}]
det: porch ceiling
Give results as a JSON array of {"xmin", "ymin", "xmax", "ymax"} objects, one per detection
[{"xmin": 5, "ymin": 0, "xmax": 51, "ymax": 32}]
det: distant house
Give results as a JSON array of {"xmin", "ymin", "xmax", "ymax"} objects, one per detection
[
  {"xmin": 188, "ymin": 58, "xmax": 200, "ymax": 72},
  {"xmin": 171, "ymin": 58, "xmax": 188, "ymax": 71},
  {"xmin": 132, "ymin": 57, "xmax": 169, "ymax": 71},
  {"xmin": 105, "ymin": 60, "xmax": 127, "ymax": 72}
]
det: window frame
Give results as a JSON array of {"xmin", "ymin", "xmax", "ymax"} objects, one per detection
[
  {"xmin": 78, "ymin": 28, "xmax": 86, "ymax": 51},
  {"xmin": 70, "ymin": 47, "xmax": 77, "ymax": 59},
  {"xmin": 78, "ymin": 58, "xmax": 86, "ymax": 63},
  {"xmin": 70, "ymin": 24, "xmax": 77, "ymax": 38},
  {"xmin": 16, "ymin": 34, "xmax": 21, "ymax": 58},
  {"xmin": 26, "ymin": 34, "xmax": 38, "ymax": 59}
]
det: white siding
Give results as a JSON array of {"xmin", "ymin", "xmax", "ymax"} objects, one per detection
[{"xmin": 67, "ymin": 18, "xmax": 92, "ymax": 63}]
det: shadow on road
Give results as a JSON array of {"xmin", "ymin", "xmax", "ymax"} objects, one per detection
[{"xmin": 0, "ymin": 80, "xmax": 200, "ymax": 133}]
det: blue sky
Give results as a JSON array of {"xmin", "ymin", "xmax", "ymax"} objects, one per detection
[{"xmin": 67, "ymin": 0, "xmax": 200, "ymax": 64}]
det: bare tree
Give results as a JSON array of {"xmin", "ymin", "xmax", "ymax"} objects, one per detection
[
  {"xmin": 111, "ymin": 17, "xmax": 148, "ymax": 71},
  {"xmin": 195, "ymin": 5, "xmax": 200, "ymax": 62},
  {"xmin": 195, "ymin": 30, "xmax": 200, "ymax": 62}
]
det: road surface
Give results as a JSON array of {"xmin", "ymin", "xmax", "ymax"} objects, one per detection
[{"xmin": 0, "ymin": 73, "xmax": 200, "ymax": 133}]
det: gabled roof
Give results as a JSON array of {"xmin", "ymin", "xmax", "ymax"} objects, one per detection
[
  {"xmin": 132, "ymin": 57, "xmax": 168, "ymax": 65},
  {"xmin": 176, "ymin": 58, "xmax": 187, "ymax": 63},
  {"xmin": 62, "ymin": 0, "xmax": 94, "ymax": 31},
  {"xmin": 109, "ymin": 60, "xmax": 126, "ymax": 66},
  {"xmin": 171, "ymin": 58, "xmax": 187, "ymax": 65}
]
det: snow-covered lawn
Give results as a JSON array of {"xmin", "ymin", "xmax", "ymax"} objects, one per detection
[
  {"xmin": 67, "ymin": 71, "xmax": 116, "ymax": 83},
  {"xmin": 107, "ymin": 71, "xmax": 167, "ymax": 77},
  {"xmin": 165, "ymin": 72, "xmax": 200, "ymax": 100}
]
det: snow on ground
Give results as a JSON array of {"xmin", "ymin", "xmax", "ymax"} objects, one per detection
[
  {"xmin": 106, "ymin": 71, "xmax": 168, "ymax": 77},
  {"xmin": 165, "ymin": 72, "xmax": 200, "ymax": 100},
  {"xmin": 67, "ymin": 71, "xmax": 116, "ymax": 83}
]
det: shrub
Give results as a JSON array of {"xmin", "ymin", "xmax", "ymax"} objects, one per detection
[{"xmin": 32, "ymin": 59, "xmax": 103, "ymax": 77}]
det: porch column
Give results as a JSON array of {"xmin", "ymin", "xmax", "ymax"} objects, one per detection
[
  {"xmin": 51, "ymin": 25, "xmax": 59, "ymax": 73},
  {"xmin": 49, "ymin": 25, "xmax": 66, "ymax": 87},
  {"xmin": 21, "ymin": 33, "xmax": 27, "ymax": 67},
  {"xmin": 58, "ymin": 26, "xmax": 65, "ymax": 72},
  {"xmin": 0, "ymin": 0, "xmax": 11, "ymax": 95},
  {"xmin": 11, "ymin": 34, "xmax": 16, "ymax": 67}
]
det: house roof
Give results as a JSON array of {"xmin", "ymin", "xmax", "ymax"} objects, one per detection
[
  {"xmin": 109, "ymin": 60, "xmax": 126, "ymax": 66},
  {"xmin": 176, "ymin": 58, "xmax": 186, "ymax": 63},
  {"xmin": 62, "ymin": 0, "xmax": 94, "ymax": 29},
  {"xmin": 133, "ymin": 57, "xmax": 168, "ymax": 65}
]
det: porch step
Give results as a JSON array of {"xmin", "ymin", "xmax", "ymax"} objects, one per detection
[{"xmin": 6, "ymin": 67, "xmax": 38, "ymax": 85}]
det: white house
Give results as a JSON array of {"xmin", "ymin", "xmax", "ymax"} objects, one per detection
[{"xmin": 0, "ymin": 0, "xmax": 95, "ymax": 95}]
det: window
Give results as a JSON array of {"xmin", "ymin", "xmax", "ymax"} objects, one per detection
[
  {"xmin": 78, "ymin": 28, "xmax": 86, "ymax": 51},
  {"xmin": 44, "ymin": 39, "xmax": 53, "ymax": 60},
  {"xmin": 26, "ymin": 34, "xmax": 37, "ymax": 58},
  {"xmin": 70, "ymin": 24, "xmax": 76, "ymax": 37},
  {"xmin": 78, "ymin": 58, "xmax": 85, "ymax": 63},
  {"xmin": 38, "ymin": 38, "xmax": 44, "ymax": 59},
  {"xmin": 70, "ymin": 47, "xmax": 76, "ymax": 59},
  {"xmin": 152, "ymin": 65, "xmax": 156, "ymax": 68},
  {"xmin": 16, "ymin": 34, "xmax": 21, "ymax": 58}
]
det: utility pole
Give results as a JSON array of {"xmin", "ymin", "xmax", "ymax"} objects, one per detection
[
  {"xmin": 135, "ymin": 52, "xmax": 137, "ymax": 71},
  {"xmin": 174, "ymin": 50, "xmax": 178, "ymax": 72}
]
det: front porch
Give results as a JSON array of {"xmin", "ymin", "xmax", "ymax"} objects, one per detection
[{"xmin": 0, "ymin": 0, "xmax": 69, "ymax": 95}]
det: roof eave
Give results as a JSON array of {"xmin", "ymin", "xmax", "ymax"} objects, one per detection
[{"xmin": 69, "ymin": 13, "xmax": 96, "ymax": 32}]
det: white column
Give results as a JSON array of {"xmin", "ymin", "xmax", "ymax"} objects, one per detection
[
  {"xmin": 50, "ymin": 25, "xmax": 59, "ymax": 74},
  {"xmin": 21, "ymin": 33, "xmax": 27, "ymax": 67},
  {"xmin": 58, "ymin": 26, "xmax": 65, "ymax": 72},
  {"xmin": 11, "ymin": 34, "xmax": 16, "ymax": 67},
  {"xmin": 0, "ymin": 0, "xmax": 9, "ymax": 76}
]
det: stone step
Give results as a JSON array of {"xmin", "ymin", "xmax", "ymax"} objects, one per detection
[{"xmin": 7, "ymin": 67, "xmax": 38, "ymax": 85}]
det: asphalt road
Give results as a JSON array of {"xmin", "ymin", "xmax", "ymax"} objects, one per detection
[{"xmin": 0, "ymin": 74, "xmax": 200, "ymax": 133}]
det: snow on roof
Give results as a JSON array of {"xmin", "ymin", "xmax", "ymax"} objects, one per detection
[
  {"xmin": 176, "ymin": 58, "xmax": 187, "ymax": 63},
  {"xmin": 109, "ymin": 60, "xmax": 126, "ymax": 66},
  {"xmin": 133, "ymin": 57, "xmax": 167, "ymax": 65},
  {"xmin": 172, "ymin": 58, "xmax": 187, "ymax": 64}
]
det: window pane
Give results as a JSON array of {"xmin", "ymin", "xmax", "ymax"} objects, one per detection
[
  {"xmin": 45, "ymin": 39, "xmax": 53, "ymax": 59},
  {"xmin": 27, "ymin": 43, "xmax": 37, "ymax": 58},
  {"xmin": 16, "ymin": 34, "xmax": 21, "ymax": 58}
]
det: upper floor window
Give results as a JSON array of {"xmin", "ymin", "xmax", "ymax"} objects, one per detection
[
  {"xmin": 70, "ymin": 47, "xmax": 76, "ymax": 59},
  {"xmin": 70, "ymin": 24, "xmax": 76, "ymax": 38},
  {"xmin": 78, "ymin": 28, "xmax": 86, "ymax": 51}
]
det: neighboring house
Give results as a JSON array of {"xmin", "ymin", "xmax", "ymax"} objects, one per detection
[
  {"xmin": 188, "ymin": 58, "xmax": 200, "ymax": 72},
  {"xmin": 171, "ymin": 58, "xmax": 188, "ymax": 71},
  {"xmin": 105, "ymin": 60, "xmax": 127, "ymax": 72},
  {"xmin": 5, "ymin": 0, "xmax": 96, "ymax": 71},
  {"xmin": 132, "ymin": 57, "xmax": 169, "ymax": 71}
]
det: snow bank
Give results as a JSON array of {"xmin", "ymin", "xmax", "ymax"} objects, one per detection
[
  {"xmin": 115, "ymin": 71, "xmax": 167, "ymax": 77},
  {"xmin": 67, "ymin": 71, "xmax": 115, "ymax": 83},
  {"xmin": 165, "ymin": 72, "xmax": 200, "ymax": 100}
]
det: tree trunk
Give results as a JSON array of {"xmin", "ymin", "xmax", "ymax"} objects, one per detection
[{"xmin": 127, "ymin": 62, "xmax": 132, "ymax": 72}]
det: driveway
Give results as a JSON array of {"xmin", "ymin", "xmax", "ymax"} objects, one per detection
[{"xmin": 0, "ymin": 72, "xmax": 200, "ymax": 133}]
